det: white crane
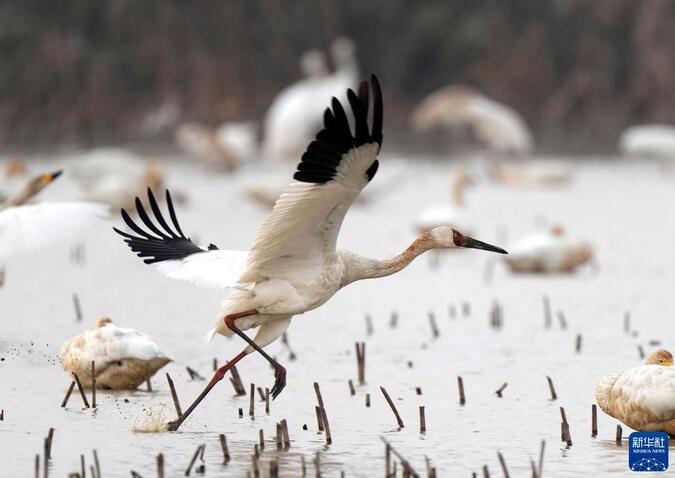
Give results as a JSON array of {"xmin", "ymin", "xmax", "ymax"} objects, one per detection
[
  {"xmin": 410, "ymin": 85, "xmax": 533, "ymax": 154},
  {"xmin": 619, "ymin": 124, "xmax": 675, "ymax": 158},
  {"xmin": 0, "ymin": 170, "xmax": 108, "ymax": 286},
  {"xmin": 115, "ymin": 76, "xmax": 507, "ymax": 430},
  {"xmin": 596, "ymin": 349, "xmax": 675, "ymax": 435},
  {"xmin": 415, "ymin": 171, "xmax": 475, "ymax": 235},
  {"xmin": 262, "ymin": 38, "xmax": 359, "ymax": 160},
  {"xmin": 503, "ymin": 226, "xmax": 592, "ymax": 273},
  {"xmin": 60, "ymin": 317, "xmax": 171, "ymax": 390}
]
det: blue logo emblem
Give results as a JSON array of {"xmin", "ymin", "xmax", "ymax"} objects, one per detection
[{"xmin": 629, "ymin": 432, "xmax": 669, "ymax": 472}]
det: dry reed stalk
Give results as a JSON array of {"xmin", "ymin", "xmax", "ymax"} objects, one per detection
[
  {"xmin": 616, "ymin": 425, "xmax": 622, "ymax": 445},
  {"xmin": 458, "ymin": 376, "xmax": 466, "ymax": 405},
  {"xmin": 315, "ymin": 406, "xmax": 324, "ymax": 431},
  {"xmin": 365, "ymin": 314, "xmax": 374, "ymax": 336},
  {"xmin": 281, "ymin": 418, "xmax": 290, "ymax": 447},
  {"xmin": 229, "ymin": 364, "xmax": 246, "ymax": 395},
  {"xmin": 185, "ymin": 444, "xmax": 204, "ymax": 476},
  {"xmin": 592, "ymin": 404, "xmax": 598, "ymax": 437},
  {"xmin": 365, "ymin": 393, "xmax": 371, "ymax": 407},
  {"xmin": 348, "ymin": 379, "xmax": 355, "ymax": 396},
  {"xmin": 265, "ymin": 388, "xmax": 270, "ymax": 414},
  {"xmin": 313, "ymin": 382, "xmax": 332, "ymax": 445},
  {"xmin": 557, "ymin": 311, "xmax": 567, "ymax": 329},
  {"xmin": 419, "ymin": 406, "xmax": 426, "ymax": 433},
  {"xmin": 61, "ymin": 381, "xmax": 76, "ymax": 407},
  {"xmin": 355, "ymin": 342, "xmax": 366, "ymax": 385},
  {"xmin": 495, "ymin": 383, "xmax": 507, "ymax": 398},
  {"xmin": 249, "ymin": 383, "xmax": 255, "ymax": 417},
  {"xmin": 72, "ymin": 294, "xmax": 82, "ymax": 322},
  {"xmin": 497, "ymin": 452, "xmax": 510, "ymax": 478},
  {"xmin": 380, "ymin": 386, "xmax": 404, "ymax": 428},
  {"xmin": 575, "ymin": 334, "xmax": 582, "ymax": 353},
  {"xmin": 428, "ymin": 312, "xmax": 439, "ymax": 338},
  {"xmin": 91, "ymin": 361, "xmax": 96, "ymax": 407},
  {"xmin": 276, "ymin": 422, "xmax": 283, "ymax": 450},
  {"xmin": 157, "ymin": 453, "xmax": 164, "ymax": 478},
  {"xmin": 546, "ymin": 376, "xmax": 557, "ymax": 400},
  {"xmin": 72, "ymin": 373, "xmax": 90, "ymax": 408},
  {"xmin": 186, "ymin": 366, "xmax": 204, "ymax": 380},
  {"xmin": 45, "ymin": 428, "xmax": 54, "ymax": 459},
  {"xmin": 219, "ymin": 433, "xmax": 230, "ymax": 464},
  {"xmin": 542, "ymin": 296, "xmax": 551, "ymax": 329},
  {"xmin": 166, "ymin": 373, "xmax": 182, "ymax": 417}
]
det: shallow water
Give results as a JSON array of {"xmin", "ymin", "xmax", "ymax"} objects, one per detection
[{"xmin": 2, "ymin": 153, "xmax": 675, "ymax": 476}]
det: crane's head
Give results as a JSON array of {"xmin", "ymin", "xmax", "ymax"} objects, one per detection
[
  {"xmin": 646, "ymin": 349, "xmax": 673, "ymax": 366},
  {"xmin": 429, "ymin": 226, "xmax": 507, "ymax": 254}
]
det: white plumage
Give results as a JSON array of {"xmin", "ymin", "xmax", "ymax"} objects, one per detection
[
  {"xmin": 619, "ymin": 124, "xmax": 675, "ymax": 158},
  {"xmin": 489, "ymin": 159, "xmax": 572, "ymax": 187},
  {"xmin": 596, "ymin": 363, "xmax": 675, "ymax": 435},
  {"xmin": 504, "ymin": 227, "xmax": 592, "ymax": 273},
  {"xmin": 60, "ymin": 318, "xmax": 170, "ymax": 390},
  {"xmin": 263, "ymin": 37, "xmax": 359, "ymax": 160},
  {"xmin": 415, "ymin": 171, "xmax": 474, "ymax": 235},
  {"xmin": 116, "ymin": 76, "xmax": 507, "ymax": 429},
  {"xmin": 410, "ymin": 85, "xmax": 533, "ymax": 154}
]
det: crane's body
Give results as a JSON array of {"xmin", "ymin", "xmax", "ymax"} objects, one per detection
[{"xmin": 115, "ymin": 76, "xmax": 506, "ymax": 430}]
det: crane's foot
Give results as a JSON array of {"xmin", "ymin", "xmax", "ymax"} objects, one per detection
[
  {"xmin": 271, "ymin": 365, "xmax": 286, "ymax": 399},
  {"xmin": 165, "ymin": 419, "xmax": 181, "ymax": 432}
]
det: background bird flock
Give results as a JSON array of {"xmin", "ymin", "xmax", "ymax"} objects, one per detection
[{"xmin": 2, "ymin": 5, "xmax": 675, "ymax": 477}]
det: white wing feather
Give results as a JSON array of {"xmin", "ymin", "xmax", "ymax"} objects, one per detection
[
  {"xmin": 0, "ymin": 202, "xmax": 109, "ymax": 260},
  {"xmin": 152, "ymin": 249, "xmax": 249, "ymax": 288}
]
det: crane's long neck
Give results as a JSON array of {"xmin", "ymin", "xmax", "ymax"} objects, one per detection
[
  {"xmin": 342, "ymin": 233, "xmax": 436, "ymax": 286},
  {"xmin": 0, "ymin": 182, "xmax": 38, "ymax": 209},
  {"xmin": 452, "ymin": 175, "xmax": 468, "ymax": 207}
]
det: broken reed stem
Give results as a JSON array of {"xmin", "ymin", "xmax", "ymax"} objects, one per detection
[
  {"xmin": 249, "ymin": 383, "xmax": 255, "ymax": 417},
  {"xmin": 45, "ymin": 428, "xmax": 54, "ymax": 460},
  {"xmin": 575, "ymin": 334, "xmax": 582, "ymax": 353},
  {"xmin": 229, "ymin": 364, "xmax": 246, "ymax": 395},
  {"xmin": 72, "ymin": 294, "xmax": 82, "ymax": 322},
  {"xmin": 457, "ymin": 376, "xmax": 466, "ymax": 405},
  {"xmin": 419, "ymin": 406, "xmax": 426, "ymax": 433},
  {"xmin": 185, "ymin": 444, "xmax": 204, "ymax": 476},
  {"xmin": 35, "ymin": 455, "xmax": 39, "ymax": 478},
  {"xmin": 428, "ymin": 312, "xmax": 439, "ymax": 338},
  {"xmin": 313, "ymin": 382, "xmax": 332, "ymax": 445},
  {"xmin": 448, "ymin": 304, "xmax": 457, "ymax": 319},
  {"xmin": 365, "ymin": 393, "xmax": 371, "ymax": 407},
  {"xmin": 72, "ymin": 373, "xmax": 90, "ymax": 408},
  {"xmin": 157, "ymin": 453, "xmax": 164, "ymax": 478},
  {"xmin": 348, "ymin": 379, "xmax": 355, "ymax": 396},
  {"xmin": 91, "ymin": 361, "xmax": 96, "ymax": 408},
  {"xmin": 257, "ymin": 387, "xmax": 265, "ymax": 402},
  {"xmin": 166, "ymin": 373, "xmax": 183, "ymax": 417},
  {"xmin": 276, "ymin": 422, "xmax": 283, "ymax": 450},
  {"xmin": 616, "ymin": 425, "xmax": 623, "ymax": 445},
  {"xmin": 560, "ymin": 407, "xmax": 572, "ymax": 446},
  {"xmin": 259, "ymin": 429, "xmax": 265, "ymax": 450},
  {"xmin": 380, "ymin": 437, "xmax": 421, "ymax": 478},
  {"xmin": 365, "ymin": 314, "xmax": 374, "ymax": 336},
  {"xmin": 638, "ymin": 345, "xmax": 645, "ymax": 359},
  {"xmin": 186, "ymin": 366, "xmax": 204, "ymax": 380},
  {"xmin": 538, "ymin": 440, "xmax": 545, "ymax": 477},
  {"xmin": 61, "ymin": 381, "xmax": 76, "ymax": 407},
  {"xmin": 213, "ymin": 358, "xmax": 218, "ymax": 371},
  {"xmin": 546, "ymin": 376, "xmax": 557, "ymax": 400},
  {"xmin": 380, "ymin": 386, "xmax": 405, "ymax": 428},
  {"xmin": 623, "ymin": 311, "xmax": 630, "ymax": 333},
  {"xmin": 557, "ymin": 310, "xmax": 567, "ymax": 329},
  {"xmin": 497, "ymin": 452, "xmax": 510, "ymax": 478},
  {"xmin": 43, "ymin": 437, "xmax": 48, "ymax": 478},
  {"xmin": 482, "ymin": 465, "xmax": 489, "ymax": 478},
  {"xmin": 93, "ymin": 450, "xmax": 100, "ymax": 478},
  {"xmin": 315, "ymin": 406, "xmax": 324, "ymax": 431},
  {"xmin": 390, "ymin": 311, "xmax": 398, "ymax": 329},
  {"xmin": 219, "ymin": 434, "xmax": 230, "ymax": 465},
  {"xmin": 281, "ymin": 419, "xmax": 290, "ymax": 448},
  {"xmin": 265, "ymin": 388, "xmax": 270, "ymax": 414},
  {"xmin": 592, "ymin": 404, "xmax": 598, "ymax": 437},
  {"xmin": 462, "ymin": 302, "xmax": 470, "ymax": 317},
  {"xmin": 542, "ymin": 296, "xmax": 551, "ymax": 329},
  {"xmin": 495, "ymin": 383, "xmax": 508, "ymax": 398},
  {"xmin": 355, "ymin": 342, "xmax": 366, "ymax": 385},
  {"xmin": 146, "ymin": 379, "xmax": 152, "ymax": 392}
]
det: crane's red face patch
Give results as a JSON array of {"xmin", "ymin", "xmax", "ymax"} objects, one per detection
[{"xmin": 453, "ymin": 230, "xmax": 464, "ymax": 246}]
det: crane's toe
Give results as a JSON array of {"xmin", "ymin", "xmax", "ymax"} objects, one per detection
[
  {"xmin": 165, "ymin": 419, "xmax": 180, "ymax": 431},
  {"xmin": 271, "ymin": 366, "xmax": 287, "ymax": 399}
]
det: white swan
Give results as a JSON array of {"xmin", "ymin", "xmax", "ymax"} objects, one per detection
[
  {"xmin": 596, "ymin": 350, "xmax": 675, "ymax": 435},
  {"xmin": 410, "ymin": 85, "xmax": 533, "ymax": 154},
  {"xmin": 60, "ymin": 318, "xmax": 170, "ymax": 390},
  {"xmin": 504, "ymin": 226, "xmax": 592, "ymax": 273}
]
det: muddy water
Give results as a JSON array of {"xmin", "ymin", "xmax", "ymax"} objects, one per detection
[{"xmin": 2, "ymin": 154, "xmax": 674, "ymax": 476}]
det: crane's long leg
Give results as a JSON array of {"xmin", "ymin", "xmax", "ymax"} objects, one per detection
[
  {"xmin": 165, "ymin": 309, "xmax": 258, "ymax": 431},
  {"xmin": 224, "ymin": 314, "xmax": 287, "ymax": 399}
]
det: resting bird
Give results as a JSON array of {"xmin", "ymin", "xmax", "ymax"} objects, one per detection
[
  {"xmin": 69, "ymin": 148, "xmax": 164, "ymax": 210},
  {"xmin": 410, "ymin": 85, "xmax": 533, "ymax": 154},
  {"xmin": 415, "ymin": 171, "xmax": 475, "ymax": 234},
  {"xmin": 596, "ymin": 349, "xmax": 675, "ymax": 435},
  {"xmin": 504, "ymin": 226, "xmax": 592, "ymax": 273},
  {"xmin": 114, "ymin": 75, "xmax": 507, "ymax": 430},
  {"xmin": 619, "ymin": 124, "xmax": 675, "ymax": 158},
  {"xmin": 489, "ymin": 159, "xmax": 571, "ymax": 187},
  {"xmin": 60, "ymin": 318, "xmax": 170, "ymax": 390},
  {"xmin": 0, "ymin": 170, "xmax": 108, "ymax": 286}
]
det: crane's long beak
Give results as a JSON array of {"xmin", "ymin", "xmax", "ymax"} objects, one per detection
[{"xmin": 461, "ymin": 236, "xmax": 508, "ymax": 254}]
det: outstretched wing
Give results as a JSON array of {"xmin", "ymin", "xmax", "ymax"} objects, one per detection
[
  {"xmin": 241, "ymin": 75, "xmax": 383, "ymax": 283},
  {"xmin": 113, "ymin": 189, "xmax": 247, "ymax": 289},
  {"xmin": 0, "ymin": 202, "xmax": 109, "ymax": 261}
]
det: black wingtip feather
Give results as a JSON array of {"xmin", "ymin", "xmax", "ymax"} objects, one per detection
[
  {"xmin": 113, "ymin": 189, "xmax": 217, "ymax": 264},
  {"xmin": 292, "ymin": 75, "xmax": 384, "ymax": 184}
]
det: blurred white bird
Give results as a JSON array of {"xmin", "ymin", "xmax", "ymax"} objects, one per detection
[
  {"xmin": 504, "ymin": 226, "xmax": 592, "ymax": 273},
  {"xmin": 415, "ymin": 171, "xmax": 475, "ymax": 234},
  {"xmin": 0, "ymin": 170, "xmax": 109, "ymax": 285},
  {"xmin": 263, "ymin": 37, "xmax": 359, "ymax": 160},
  {"xmin": 68, "ymin": 148, "xmax": 164, "ymax": 210},
  {"xmin": 596, "ymin": 349, "xmax": 675, "ymax": 435},
  {"xmin": 619, "ymin": 124, "xmax": 675, "ymax": 158},
  {"xmin": 410, "ymin": 85, "xmax": 533, "ymax": 154},
  {"xmin": 175, "ymin": 122, "xmax": 240, "ymax": 170},
  {"xmin": 115, "ymin": 76, "xmax": 507, "ymax": 430},
  {"xmin": 489, "ymin": 159, "xmax": 571, "ymax": 187},
  {"xmin": 60, "ymin": 317, "xmax": 171, "ymax": 390}
]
